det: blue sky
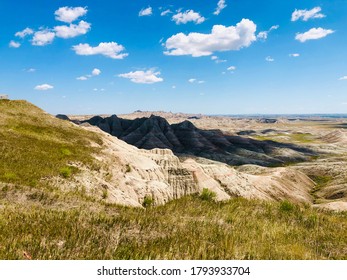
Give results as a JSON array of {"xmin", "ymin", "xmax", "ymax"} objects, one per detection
[{"xmin": 1, "ymin": 0, "xmax": 347, "ymax": 115}]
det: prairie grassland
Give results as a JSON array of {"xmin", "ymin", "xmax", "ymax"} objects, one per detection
[
  {"xmin": 0, "ymin": 100, "xmax": 102, "ymax": 187},
  {"xmin": 253, "ymin": 133, "xmax": 316, "ymax": 143},
  {"xmin": 0, "ymin": 195, "xmax": 346, "ymax": 260}
]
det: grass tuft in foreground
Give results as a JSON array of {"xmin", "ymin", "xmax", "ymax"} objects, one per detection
[{"xmin": 0, "ymin": 195, "xmax": 346, "ymax": 260}]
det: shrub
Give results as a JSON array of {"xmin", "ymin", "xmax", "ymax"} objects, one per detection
[
  {"xmin": 125, "ymin": 164, "xmax": 131, "ymax": 173},
  {"xmin": 61, "ymin": 148, "xmax": 72, "ymax": 156},
  {"xmin": 142, "ymin": 196, "xmax": 154, "ymax": 208},
  {"xmin": 279, "ymin": 200, "xmax": 294, "ymax": 212},
  {"xmin": 199, "ymin": 188, "xmax": 217, "ymax": 201},
  {"xmin": 59, "ymin": 166, "xmax": 72, "ymax": 178}
]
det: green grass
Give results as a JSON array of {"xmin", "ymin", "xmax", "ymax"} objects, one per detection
[
  {"xmin": 309, "ymin": 175, "xmax": 334, "ymax": 203},
  {"xmin": 279, "ymin": 200, "xmax": 294, "ymax": 212},
  {"xmin": 253, "ymin": 133, "xmax": 315, "ymax": 143},
  {"xmin": 199, "ymin": 188, "xmax": 217, "ymax": 201},
  {"xmin": 309, "ymin": 175, "xmax": 333, "ymax": 197},
  {"xmin": 0, "ymin": 100, "xmax": 102, "ymax": 187},
  {"xmin": 142, "ymin": 195, "xmax": 154, "ymax": 208},
  {"xmin": 309, "ymin": 175, "xmax": 333, "ymax": 189},
  {"xmin": 0, "ymin": 196, "xmax": 346, "ymax": 260},
  {"xmin": 290, "ymin": 133, "xmax": 315, "ymax": 143},
  {"xmin": 59, "ymin": 166, "xmax": 73, "ymax": 178}
]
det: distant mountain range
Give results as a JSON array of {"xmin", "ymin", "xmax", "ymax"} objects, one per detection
[{"xmin": 66, "ymin": 114, "xmax": 317, "ymax": 166}]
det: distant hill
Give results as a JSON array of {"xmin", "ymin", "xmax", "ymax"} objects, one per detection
[{"xmin": 82, "ymin": 114, "xmax": 317, "ymax": 166}]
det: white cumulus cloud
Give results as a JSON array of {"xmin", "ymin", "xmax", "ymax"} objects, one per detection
[
  {"xmin": 139, "ymin": 7, "xmax": 153, "ymax": 17},
  {"xmin": 295, "ymin": 28, "xmax": 334, "ymax": 42},
  {"xmin": 339, "ymin": 76, "xmax": 347, "ymax": 80},
  {"xmin": 92, "ymin": 68, "xmax": 101, "ymax": 76},
  {"xmin": 34, "ymin": 84, "xmax": 53, "ymax": 90},
  {"xmin": 164, "ymin": 19, "xmax": 257, "ymax": 57},
  {"xmin": 15, "ymin": 27, "xmax": 34, "ymax": 38},
  {"xmin": 289, "ymin": 53, "xmax": 300, "ymax": 57},
  {"xmin": 32, "ymin": 30, "xmax": 56, "ymax": 46},
  {"xmin": 291, "ymin": 7, "xmax": 325, "ymax": 22},
  {"xmin": 54, "ymin": 21, "xmax": 91, "ymax": 38},
  {"xmin": 55, "ymin": 6, "xmax": 88, "ymax": 23},
  {"xmin": 188, "ymin": 78, "xmax": 197, "ymax": 83},
  {"xmin": 9, "ymin": 41, "xmax": 21, "ymax": 48},
  {"xmin": 72, "ymin": 42, "xmax": 128, "ymax": 59},
  {"xmin": 118, "ymin": 70, "xmax": 163, "ymax": 84},
  {"xmin": 265, "ymin": 56, "xmax": 274, "ymax": 62},
  {"xmin": 172, "ymin": 10, "xmax": 205, "ymax": 25},
  {"xmin": 257, "ymin": 25, "xmax": 279, "ymax": 40},
  {"xmin": 214, "ymin": 0, "xmax": 227, "ymax": 16},
  {"xmin": 77, "ymin": 68, "xmax": 101, "ymax": 80}
]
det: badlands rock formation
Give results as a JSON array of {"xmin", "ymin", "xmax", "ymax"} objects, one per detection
[
  {"xmin": 64, "ymin": 111, "xmax": 347, "ymax": 211},
  {"xmin": 80, "ymin": 114, "xmax": 317, "ymax": 166},
  {"xmin": 62, "ymin": 125, "xmax": 315, "ymax": 207}
]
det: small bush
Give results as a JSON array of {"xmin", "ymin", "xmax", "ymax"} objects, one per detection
[
  {"xmin": 142, "ymin": 196, "xmax": 154, "ymax": 208},
  {"xmin": 199, "ymin": 188, "xmax": 217, "ymax": 201},
  {"xmin": 59, "ymin": 166, "xmax": 72, "ymax": 178},
  {"xmin": 61, "ymin": 148, "xmax": 72, "ymax": 156},
  {"xmin": 279, "ymin": 200, "xmax": 294, "ymax": 212},
  {"xmin": 125, "ymin": 164, "xmax": 131, "ymax": 173}
]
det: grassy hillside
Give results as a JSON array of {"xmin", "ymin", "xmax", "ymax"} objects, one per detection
[
  {"xmin": 0, "ymin": 196, "xmax": 346, "ymax": 260},
  {"xmin": 0, "ymin": 100, "xmax": 346, "ymax": 260},
  {"xmin": 0, "ymin": 100, "xmax": 102, "ymax": 187}
]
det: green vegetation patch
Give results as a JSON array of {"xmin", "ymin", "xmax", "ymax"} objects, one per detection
[
  {"xmin": 309, "ymin": 175, "xmax": 333, "ymax": 191},
  {"xmin": 199, "ymin": 188, "xmax": 217, "ymax": 201},
  {"xmin": 253, "ymin": 133, "xmax": 316, "ymax": 144},
  {"xmin": 0, "ymin": 100, "xmax": 102, "ymax": 187},
  {"xmin": 142, "ymin": 195, "xmax": 154, "ymax": 208},
  {"xmin": 1, "ymin": 196, "xmax": 346, "ymax": 260}
]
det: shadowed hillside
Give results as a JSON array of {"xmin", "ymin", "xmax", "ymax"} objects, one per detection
[{"xmin": 80, "ymin": 114, "xmax": 317, "ymax": 166}]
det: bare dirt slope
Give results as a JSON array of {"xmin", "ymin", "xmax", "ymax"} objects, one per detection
[{"xmin": 56, "ymin": 124, "xmax": 315, "ymax": 207}]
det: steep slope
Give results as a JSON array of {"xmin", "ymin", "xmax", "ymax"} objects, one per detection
[
  {"xmin": 0, "ymin": 99, "xmax": 102, "ymax": 187},
  {"xmin": 0, "ymin": 100, "xmax": 198, "ymax": 207},
  {"xmin": 81, "ymin": 114, "xmax": 317, "ymax": 166},
  {"xmin": 80, "ymin": 125, "xmax": 315, "ymax": 205},
  {"xmin": 0, "ymin": 100, "xmax": 317, "ymax": 208}
]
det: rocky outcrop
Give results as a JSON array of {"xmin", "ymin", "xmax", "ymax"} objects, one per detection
[
  {"xmin": 320, "ymin": 130, "xmax": 347, "ymax": 144},
  {"xmin": 66, "ymin": 127, "xmax": 199, "ymax": 207},
  {"xmin": 81, "ymin": 115, "xmax": 317, "ymax": 166},
  {"xmin": 55, "ymin": 125, "xmax": 315, "ymax": 207}
]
